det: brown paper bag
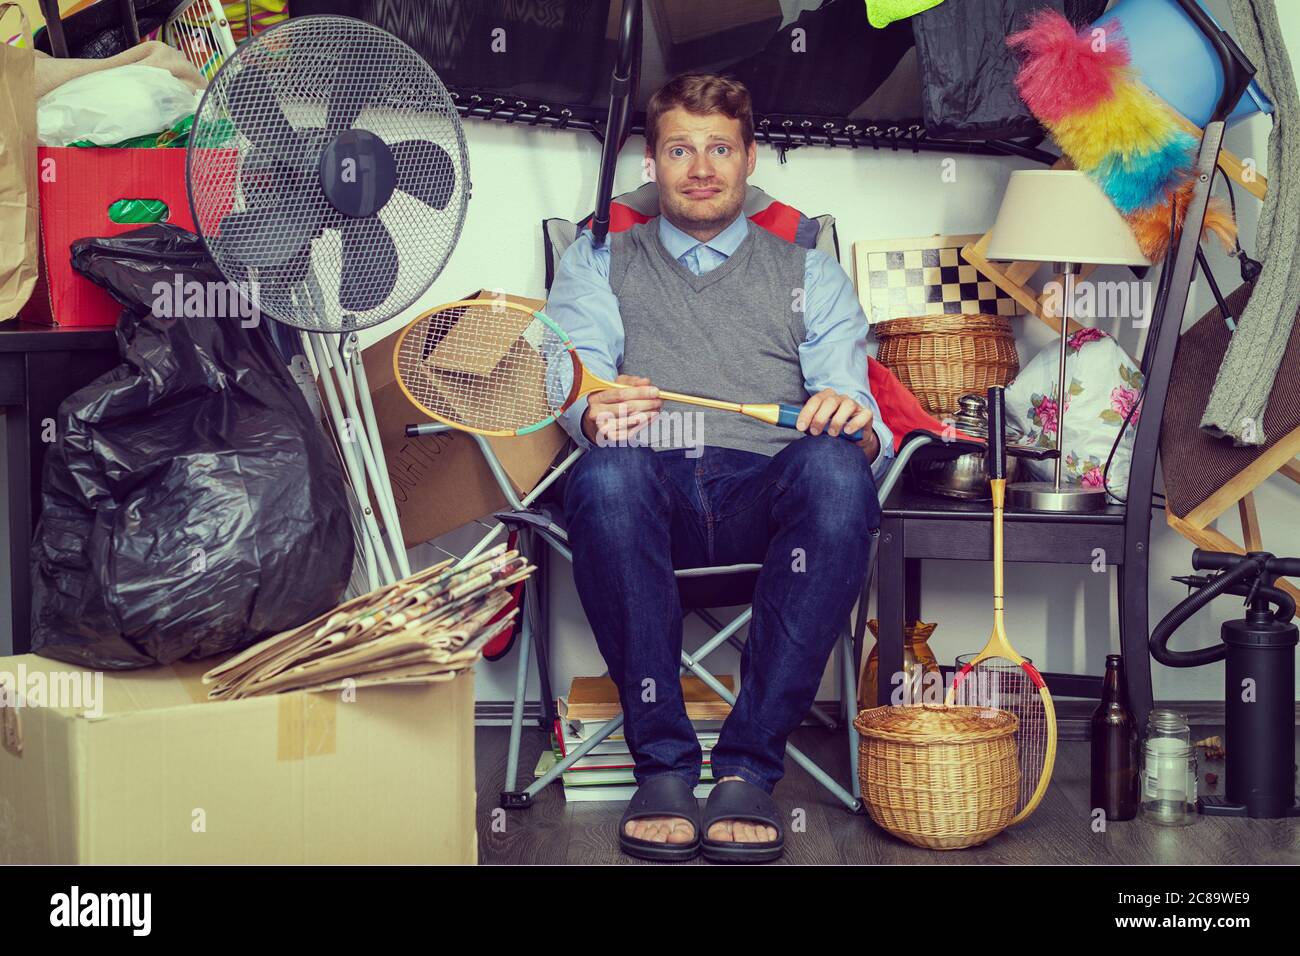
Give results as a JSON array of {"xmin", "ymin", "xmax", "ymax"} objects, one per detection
[{"xmin": 0, "ymin": 3, "xmax": 38, "ymax": 320}]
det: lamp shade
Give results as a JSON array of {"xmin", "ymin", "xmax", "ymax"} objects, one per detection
[{"xmin": 985, "ymin": 170, "xmax": 1151, "ymax": 266}]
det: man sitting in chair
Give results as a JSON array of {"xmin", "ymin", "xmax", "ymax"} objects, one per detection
[{"xmin": 547, "ymin": 74, "xmax": 892, "ymax": 863}]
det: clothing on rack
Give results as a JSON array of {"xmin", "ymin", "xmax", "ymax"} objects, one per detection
[
  {"xmin": 911, "ymin": 0, "xmax": 1083, "ymax": 141},
  {"xmin": 1201, "ymin": 0, "xmax": 1300, "ymax": 445}
]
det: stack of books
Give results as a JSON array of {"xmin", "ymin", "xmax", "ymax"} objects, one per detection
[{"xmin": 536, "ymin": 675, "xmax": 733, "ymax": 801}]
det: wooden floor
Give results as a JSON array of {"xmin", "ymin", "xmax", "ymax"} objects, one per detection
[{"xmin": 475, "ymin": 723, "xmax": 1300, "ymax": 865}]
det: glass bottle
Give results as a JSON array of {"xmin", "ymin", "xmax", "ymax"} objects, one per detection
[{"xmin": 1090, "ymin": 654, "xmax": 1138, "ymax": 820}]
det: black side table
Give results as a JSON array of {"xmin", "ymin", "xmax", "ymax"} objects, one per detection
[
  {"xmin": 874, "ymin": 484, "xmax": 1154, "ymax": 722},
  {"xmin": 0, "ymin": 320, "xmax": 119, "ymax": 654}
]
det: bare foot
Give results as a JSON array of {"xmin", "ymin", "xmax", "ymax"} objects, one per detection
[
  {"xmin": 705, "ymin": 776, "xmax": 779, "ymax": 844},
  {"xmin": 624, "ymin": 816, "xmax": 695, "ymax": 844}
]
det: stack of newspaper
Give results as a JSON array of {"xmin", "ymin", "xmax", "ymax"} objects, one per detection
[{"xmin": 203, "ymin": 544, "xmax": 532, "ymax": 699}]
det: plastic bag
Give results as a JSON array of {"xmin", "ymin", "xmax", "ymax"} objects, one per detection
[
  {"xmin": 68, "ymin": 113, "xmax": 197, "ymax": 150},
  {"xmin": 30, "ymin": 224, "xmax": 355, "ymax": 669},
  {"xmin": 37, "ymin": 63, "xmax": 199, "ymax": 147}
]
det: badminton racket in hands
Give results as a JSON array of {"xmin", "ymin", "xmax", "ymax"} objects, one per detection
[
  {"xmin": 392, "ymin": 299, "xmax": 864, "ymax": 440},
  {"xmin": 946, "ymin": 385, "xmax": 1058, "ymax": 825}
]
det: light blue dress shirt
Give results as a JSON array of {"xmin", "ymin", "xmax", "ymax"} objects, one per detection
[{"xmin": 546, "ymin": 213, "xmax": 894, "ymax": 477}]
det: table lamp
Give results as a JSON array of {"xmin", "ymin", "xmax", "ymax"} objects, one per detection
[{"xmin": 986, "ymin": 170, "xmax": 1152, "ymax": 512}]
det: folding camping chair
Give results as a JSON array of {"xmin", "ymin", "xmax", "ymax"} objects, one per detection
[{"xmin": 403, "ymin": 418, "xmax": 978, "ymax": 813}]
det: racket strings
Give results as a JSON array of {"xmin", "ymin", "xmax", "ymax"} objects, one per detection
[
  {"xmin": 395, "ymin": 303, "xmax": 573, "ymax": 432},
  {"xmin": 955, "ymin": 658, "xmax": 1048, "ymax": 815}
]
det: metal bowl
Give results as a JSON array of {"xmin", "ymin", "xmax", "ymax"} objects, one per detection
[{"xmin": 910, "ymin": 448, "xmax": 1021, "ymax": 500}]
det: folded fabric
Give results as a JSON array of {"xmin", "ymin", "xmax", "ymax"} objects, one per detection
[
  {"xmin": 1201, "ymin": 0, "xmax": 1300, "ymax": 445},
  {"xmin": 866, "ymin": 0, "xmax": 945, "ymax": 29}
]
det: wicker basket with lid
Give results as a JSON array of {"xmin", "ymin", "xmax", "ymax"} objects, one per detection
[
  {"xmin": 854, "ymin": 704, "xmax": 1019, "ymax": 850},
  {"xmin": 873, "ymin": 313, "xmax": 1019, "ymax": 416}
]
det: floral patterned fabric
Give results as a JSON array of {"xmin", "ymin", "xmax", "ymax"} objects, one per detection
[{"xmin": 1006, "ymin": 328, "xmax": 1144, "ymax": 502}]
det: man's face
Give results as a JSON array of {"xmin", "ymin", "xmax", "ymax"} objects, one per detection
[{"xmin": 650, "ymin": 107, "xmax": 756, "ymax": 237}]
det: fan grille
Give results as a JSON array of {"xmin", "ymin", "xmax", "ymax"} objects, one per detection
[{"xmin": 187, "ymin": 15, "xmax": 469, "ymax": 332}]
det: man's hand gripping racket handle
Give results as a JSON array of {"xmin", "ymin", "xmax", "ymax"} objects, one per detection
[{"xmin": 772, "ymin": 404, "xmax": 864, "ymax": 442}]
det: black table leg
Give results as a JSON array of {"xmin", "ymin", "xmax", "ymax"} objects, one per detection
[
  {"xmin": 1118, "ymin": 557, "xmax": 1155, "ymax": 727},
  {"xmin": 4, "ymin": 399, "xmax": 30, "ymax": 656},
  {"xmin": 905, "ymin": 557, "xmax": 922, "ymax": 622},
  {"xmin": 876, "ymin": 516, "xmax": 905, "ymax": 706}
]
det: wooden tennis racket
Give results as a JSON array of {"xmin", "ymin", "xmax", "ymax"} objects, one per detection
[
  {"xmin": 392, "ymin": 299, "xmax": 864, "ymax": 440},
  {"xmin": 947, "ymin": 385, "xmax": 1058, "ymax": 825}
]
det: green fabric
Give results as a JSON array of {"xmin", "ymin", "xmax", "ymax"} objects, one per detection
[
  {"xmin": 1201, "ymin": 0, "xmax": 1300, "ymax": 445},
  {"xmin": 866, "ymin": 0, "xmax": 945, "ymax": 29}
]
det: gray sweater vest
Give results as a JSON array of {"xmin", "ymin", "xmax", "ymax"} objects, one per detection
[{"xmin": 608, "ymin": 217, "xmax": 808, "ymax": 458}]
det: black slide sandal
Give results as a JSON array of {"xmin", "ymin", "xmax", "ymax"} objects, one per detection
[
  {"xmin": 618, "ymin": 775, "xmax": 702, "ymax": 862},
  {"xmin": 700, "ymin": 779, "xmax": 784, "ymax": 864}
]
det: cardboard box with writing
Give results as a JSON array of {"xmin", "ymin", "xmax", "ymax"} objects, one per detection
[
  {"xmin": 0, "ymin": 655, "xmax": 476, "ymax": 864},
  {"xmin": 364, "ymin": 291, "xmax": 571, "ymax": 548}
]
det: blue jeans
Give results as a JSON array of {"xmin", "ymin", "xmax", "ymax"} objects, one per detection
[{"xmin": 563, "ymin": 437, "xmax": 880, "ymax": 793}]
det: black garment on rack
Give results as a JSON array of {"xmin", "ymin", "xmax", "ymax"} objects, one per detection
[
  {"xmin": 731, "ymin": 0, "xmax": 916, "ymax": 120},
  {"xmin": 911, "ymin": 0, "xmax": 1109, "ymax": 140},
  {"xmin": 291, "ymin": 0, "xmax": 613, "ymax": 105}
]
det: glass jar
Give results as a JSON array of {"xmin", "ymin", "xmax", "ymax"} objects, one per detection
[
  {"xmin": 1140, "ymin": 710, "xmax": 1198, "ymax": 826},
  {"xmin": 1146, "ymin": 709, "xmax": 1192, "ymax": 745},
  {"xmin": 861, "ymin": 620, "xmax": 940, "ymax": 707}
]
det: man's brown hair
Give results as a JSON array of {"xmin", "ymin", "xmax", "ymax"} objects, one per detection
[{"xmin": 644, "ymin": 73, "xmax": 754, "ymax": 155}]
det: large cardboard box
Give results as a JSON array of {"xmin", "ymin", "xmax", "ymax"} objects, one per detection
[
  {"xmin": 365, "ymin": 290, "xmax": 571, "ymax": 547},
  {"xmin": 0, "ymin": 655, "xmax": 476, "ymax": 864},
  {"xmin": 23, "ymin": 147, "xmax": 210, "ymax": 327}
]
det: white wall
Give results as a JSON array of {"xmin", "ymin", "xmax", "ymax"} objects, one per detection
[{"xmin": 395, "ymin": 0, "xmax": 1295, "ymax": 708}]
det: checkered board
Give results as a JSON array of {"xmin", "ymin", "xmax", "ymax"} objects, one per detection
[{"xmin": 853, "ymin": 234, "xmax": 1022, "ymax": 325}]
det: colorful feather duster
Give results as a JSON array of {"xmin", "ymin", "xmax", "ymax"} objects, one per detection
[{"xmin": 1008, "ymin": 10, "xmax": 1236, "ymax": 261}]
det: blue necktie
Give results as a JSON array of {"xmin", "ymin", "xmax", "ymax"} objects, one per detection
[{"xmin": 685, "ymin": 246, "xmax": 702, "ymax": 276}]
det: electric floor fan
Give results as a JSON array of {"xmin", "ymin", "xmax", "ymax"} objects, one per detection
[{"xmin": 186, "ymin": 14, "xmax": 470, "ymax": 588}]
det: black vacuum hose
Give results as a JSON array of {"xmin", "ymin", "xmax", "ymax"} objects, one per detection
[
  {"xmin": 1150, "ymin": 558, "xmax": 1261, "ymax": 667},
  {"xmin": 1258, "ymin": 584, "xmax": 1296, "ymax": 622}
]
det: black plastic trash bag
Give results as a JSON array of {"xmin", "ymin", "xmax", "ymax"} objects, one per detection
[{"xmin": 30, "ymin": 224, "xmax": 354, "ymax": 669}]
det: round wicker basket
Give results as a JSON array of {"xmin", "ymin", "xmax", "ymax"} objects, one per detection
[
  {"xmin": 854, "ymin": 705, "xmax": 1019, "ymax": 850},
  {"xmin": 874, "ymin": 314, "xmax": 1020, "ymax": 417}
]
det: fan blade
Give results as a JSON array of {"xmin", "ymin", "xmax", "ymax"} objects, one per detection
[
  {"xmin": 217, "ymin": 206, "xmax": 318, "ymax": 268},
  {"xmin": 236, "ymin": 151, "xmax": 296, "ymax": 209},
  {"xmin": 338, "ymin": 217, "xmax": 398, "ymax": 313},
  {"xmin": 256, "ymin": 241, "xmax": 314, "ymax": 306},
  {"xmin": 391, "ymin": 140, "xmax": 457, "ymax": 210},
  {"xmin": 226, "ymin": 65, "xmax": 297, "ymax": 149},
  {"xmin": 325, "ymin": 48, "xmax": 366, "ymax": 131}
]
